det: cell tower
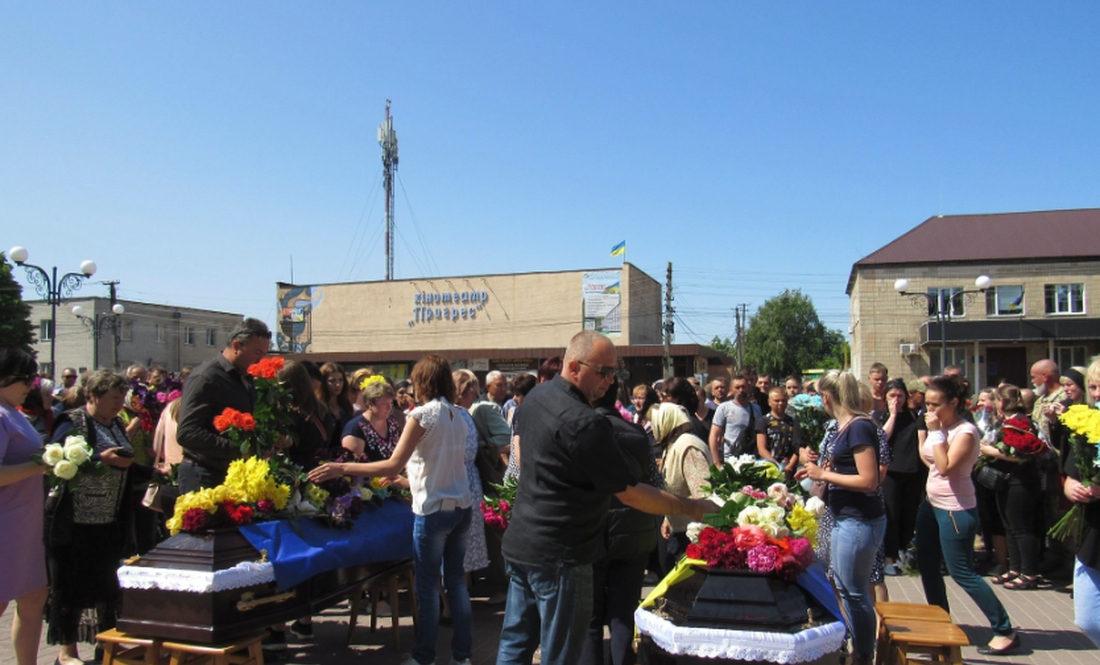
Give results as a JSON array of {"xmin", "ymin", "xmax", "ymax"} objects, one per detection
[{"xmin": 378, "ymin": 100, "xmax": 399, "ymax": 280}]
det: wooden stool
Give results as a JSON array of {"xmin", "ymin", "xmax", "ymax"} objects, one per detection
[
  {"xmin": 347, "ymin": 559, "xmax": 418, "ymax": 650},
  {"xmin": 161, "ymin": 632, "xmax": 265, "ymax": 665},
  {"xmin": 875, "ymin": 602, "xmax": 952, "ymax": 623},
  {"xmin": 879, "ymin": 618, "xmax": 968, "ymax": 665},
  {"xmin": 96, "ymin": 628, "xmax": 165, "ymax": 665}
]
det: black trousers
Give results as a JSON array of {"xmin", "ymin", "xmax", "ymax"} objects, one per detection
[
  {"xmin": 881, "ymin": 470, "xmax": 924, "ymax": 560},
  {"xmin": 579, "ymin": 554, "xmax": 649, "ymax": 665},
  {"xmin": 996, "ymin": 480, "xmax": 1043, "ymax": 576}
]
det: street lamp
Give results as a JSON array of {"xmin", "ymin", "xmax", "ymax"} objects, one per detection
[
  {"xmin": 895, "ymin": 275, "xmax": 992, "ymax": 374},
  {"xmin": 72, "ymin": 302, "xmax": 126, "ymax": 370},
  {"xmin": 8, "ymin": 246, "xmax": 97, "ymax": 379}
]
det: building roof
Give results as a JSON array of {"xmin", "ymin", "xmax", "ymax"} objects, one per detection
[{"xmin": 847, "ymin": 208, "xmax": 1100, "ymax": 293}]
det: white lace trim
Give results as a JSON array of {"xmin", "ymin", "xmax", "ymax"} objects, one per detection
[
  {"xmin": 635, "ymin": 608, "xmax": 846, "ymax": 664},
  {"xmin": 117, "ymin": 561, "xmax": 275, "ymax": 593}
]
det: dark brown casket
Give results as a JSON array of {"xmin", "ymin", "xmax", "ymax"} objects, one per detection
[{"xmin": 117, "ymin": 529, "xmax": 403, "ymax": 644}]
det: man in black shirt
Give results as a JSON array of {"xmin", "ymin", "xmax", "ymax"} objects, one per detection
[
  {"xmin": 176, "ymin": 318, "xmax": 271, "ymax": 492},
  {"xmin": 497, "ymin": 331, "xmax": 713, "ymax": 665}
]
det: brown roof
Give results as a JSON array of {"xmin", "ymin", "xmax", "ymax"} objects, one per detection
[{"xmin": 847, "ymin": 208, "xmax": 1100, "ymax": 293}]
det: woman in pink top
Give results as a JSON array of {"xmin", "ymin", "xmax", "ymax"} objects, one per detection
[{"xmin": 914, "ymin": 375, "xmax": 1019, "ymax": 656}]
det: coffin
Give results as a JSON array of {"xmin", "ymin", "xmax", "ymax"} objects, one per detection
[
  {"xmin": 657, "ymin": 567, "xmax": 835, "ymax": 632},
  {"xmin": 117, "ymin": 528, "xmax": 406, "ymax": 643}
]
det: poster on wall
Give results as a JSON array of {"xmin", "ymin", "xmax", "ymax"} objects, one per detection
[{"xmin": 582, "ymin": 270, "xmax": 622, "ymax": 337}]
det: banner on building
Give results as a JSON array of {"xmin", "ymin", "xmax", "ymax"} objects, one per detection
[{"xmin": 582, "ymin": 270, "xmax": 622, "ymax": 337}]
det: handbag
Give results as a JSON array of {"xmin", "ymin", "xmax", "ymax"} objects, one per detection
[
  {"xmin": 142, "ymin": 438, "xmax": 180, "ymax": 513},
  {"xmin": 975, "ymin": 464, "xmax": 1010, "ymax": 492}
]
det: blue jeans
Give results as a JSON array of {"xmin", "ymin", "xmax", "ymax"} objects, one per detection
[
  {"xmin": 411, "ymin": 507, "xmax": 473, "ymax": 665},
  {"xmin": 831, "ymin": 514, "xmax": 887, "ymax": 661},
  {"xmin": 496, "ymin": 561, "xmax": 594, "ymax": 665},
  {"xmin": 1074, "ymin": 558, "xmax": 1100, "ymax": 647},
  {"xmin": 914, "ymin": 501, "xmax": 1013, "ymax": 636}
]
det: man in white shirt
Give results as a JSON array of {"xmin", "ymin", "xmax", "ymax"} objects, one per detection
[{"xmin": 708, "ymin": 374, "xmax": 762, "ymax": 464}]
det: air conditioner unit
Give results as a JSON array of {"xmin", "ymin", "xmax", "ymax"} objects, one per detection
[{"xmin": 899, "ymin": 343, "xmax": 918, "ymax": 356}]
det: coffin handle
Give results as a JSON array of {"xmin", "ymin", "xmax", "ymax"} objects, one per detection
[{"xmin": 237, "ymin": 589, "xmax": 296, "ymax": 611}]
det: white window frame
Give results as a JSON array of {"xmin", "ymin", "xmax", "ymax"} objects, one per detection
[
  {"xmin": 1045, "ymin": 283, "xmax": 1085, "ymax": 316},
  {"xmin": 986, "ymin": 285, "xmax": 1025, "ymax": 317},
  {"xmin": 205, "ymin": 328, "xmax": 216, "ymax": 347},
  {"xmin": 929, "ymin": 347, "xmax": 968, "ymax": 376},
  {"xmin": 40, "ymin": 319, "xmax": 54, "ymax": 341},
  {"xmin": 926, "ymin": 287, "xmax": 965, "ymax": 318},
  {"xmin": 155, "ymin": 323, "xmax": 166, "ymax": 343},
  {"xmin": 184, "ymin": 326, "xmax": 195, "ymax": 346},
  {"xmin": 120, "ymin": 320, "xmax": 133, "ymax": 342},
  {"xmin": 1055, "ymin": 346, "xmax": 1088, "ymax": 372}
]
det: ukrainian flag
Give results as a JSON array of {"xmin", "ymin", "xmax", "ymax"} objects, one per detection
[{"xmin": 610, "ymin": 240, "xmax": 626, "ymax": 257}]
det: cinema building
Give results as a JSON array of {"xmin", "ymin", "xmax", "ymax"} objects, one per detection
[{"xmin": 278, "ymin": 263, "xmax": 731, "ymax": 386}]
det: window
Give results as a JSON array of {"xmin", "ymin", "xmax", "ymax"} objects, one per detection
[
  {"xmin": 929, "ymin": 347, "xmax": 968, "ymax": 376},
  {"xmin": 39, "ymin": 319, "xmax": 54, "ymax": 341},
  {"xmin": 120, "ymin": 320, "xmax": 133, "ymax": 341},
  {"xmin": 155, "ymin": 323, "xmax": 166, "ymax": 343},
  {"xmin": 206, "ymin": 328, "xmax": 216, "ymax": 347},
  {"xmin": 986, "ymin": 285, "xmax": 1025, "ymax": 317},
  {"xmin": 184, "ymin": 327, "xmax": 195, "ymax": 346},
  {"xmin": 1045, "ymin": 284, "xmax": 1085, "ymax": 315},
  {"xmin": 1055, "ymin": 346, "xmax": 1088, "ymax": 371},
  {"xmin": 926, "ymin": 287, "xmax": 965, "ymax": 317}
]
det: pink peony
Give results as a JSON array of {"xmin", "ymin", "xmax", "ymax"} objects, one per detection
[
  {"xmin": 733, "ymin": 525, "xmax": 766, "ymax": 550},
  {"xmin": 746, "ymin": 544, "xmax": 779, "ymax": 573},
  {"xmin": 789, "ymin": 538, "xmax": 814, "ymax": 568},
  {"xmin": 256, "ymin": 499, "xmax": 275, "ymax": 513}
]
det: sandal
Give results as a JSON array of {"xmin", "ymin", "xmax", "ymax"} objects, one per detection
[
  {"xmin": 990, "ymin": 571, "xmax": 1019, "ymax": 585},
  {"xmin": 1004, "ymin": 575, "xmax": 1039, "ymax": 590}
]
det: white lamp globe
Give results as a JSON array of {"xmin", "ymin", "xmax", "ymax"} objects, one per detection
[
  {"xmin": 112, "ymin": 303, "xmax": 125, "ymax": 315},
  {"xmin": 975, "ymin": 275, "xmax": 992, "ymax": 290},
  {"xmin": 71, "ymin": 305, "xmax": 85, "ymax": 317},
  {"xmin": 80, "ymin": 260, "xmax": 97, "ymax": 276},
  {"xmin": 8, "ymin": 246, "xmax": 28, "ymax": 263},
  {"xmin": 894, "ymin": 278, "xmax": 910, "ymax": 293}
]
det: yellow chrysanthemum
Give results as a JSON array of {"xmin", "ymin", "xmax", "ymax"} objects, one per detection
[
  {"xmin": 786, "ymin": 503, "xmax": 819, "ymax": 548},
  {"xmin": 1062, "ymin": 405, "xmax": 1100, "ymax": 442},
  {"xmin": 306, "ymin": 484, "xmax": 330, "ymax": 507}
]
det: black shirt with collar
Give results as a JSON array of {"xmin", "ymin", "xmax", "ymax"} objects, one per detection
[
  {"xmin": 501, "ymin": 375, "xmax": 640, "ymax": 568},
  {"xmin": 177, "ymin": 353, "xmax": 256, "ymax": 478}
]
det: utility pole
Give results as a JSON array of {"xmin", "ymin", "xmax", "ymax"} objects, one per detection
[
  {"xmin": 735, "ymin": 303, "xmax": 748, "ymax": 369},
  {"xmin": 378, "ymin": 100, "xmax": 399, "ymax": 281},
  {"xmin": 663, "ymin": 262, "xmax": 674, "ymax": 378},
  {"xmin": 105, "ymin": 281, "xmax": 122, "ymax": 370}
]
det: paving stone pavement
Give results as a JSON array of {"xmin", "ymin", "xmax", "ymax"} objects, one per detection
[{"xmin": 2, "ymin": 574, "xmax": 1095, "ymax": 665}]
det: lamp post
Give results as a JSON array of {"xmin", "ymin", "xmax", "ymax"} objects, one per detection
[
  {"xmin": 72, "ymin": 301, "xmax": 125, "ymax": 370},
  {"xmin": 895, "ymin": 275, "xmax": 992, "ymax": 374},
  {"xmin": 8, "ymin": 246, "xmax": 97, "ymax": 379}
]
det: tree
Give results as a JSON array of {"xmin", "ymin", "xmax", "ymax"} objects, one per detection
[
  {"xmin": 0, "ymin": 252, "xmax": 36, "ymax": 355},
  {"xmin": 742, "ymin": 289, "xmax": 844, "ymax": 377},
  {"xmin": 708, "ymin": 336, "xmax": 734, "ymax": 355}
]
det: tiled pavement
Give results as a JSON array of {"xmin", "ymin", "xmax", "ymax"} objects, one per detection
[{"xmin": 2, "ymin": 574, "xmax": 1095, "ymax": 665}]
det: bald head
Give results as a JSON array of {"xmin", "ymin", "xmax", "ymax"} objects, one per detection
[
  {"xmin": 1031, "ymin": 359, "xmax": 1060, "ymax": 391},
  {"xmin": 565, "ymin": 330, "xmax": 612, "ymax": 364},
  {"xmin": 563, "ymin": 331, "xmax": 617, "ymax": 403}
]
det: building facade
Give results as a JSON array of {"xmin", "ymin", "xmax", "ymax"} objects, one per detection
[
  {"xmin": 278, "ymin": 263, "xmax": 731, "ymax": 386},
  {"xmin": 28, "ymin": 298, "xmax": 244, "ymax": 376},
  {"xmin": 848, "ymin": 209, "xmax": 1100, "ymax": 387}
]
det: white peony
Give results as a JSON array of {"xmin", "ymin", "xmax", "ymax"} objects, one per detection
[
  {"xmin": 761, "ymin": 505, "xmax": 787, "ymax": 525},
  {"xmin": 686, "ymin": 522, "xmax": 706, "ymax": 544},
  {"xmin": 767, "ymin": 482, "xmax": 790, "ymax": 505},
  {"xmin": 737, "ymin": 505, "xmax": 762, "ymax": 527},
  {"xmin": 64, "ymin": 444, "xmax": 91, "ymax": 465},
  {"xmin": 42, "ymin": 443, "xmax": 65, "ymax": 466},
  {"xmin": 805, "ymin": 496, "xmax": 826, "ymax": 517},
  {"xmin": 730, "ymin": 454, "xmax": 757, "ymax": 474},
  {"xmin": 54, "ymin": 460, "xmax": 78, "ymax": 480},
  {"xmin": 761, "ymin": 523, "xmax": 790, "ymax": 539}
]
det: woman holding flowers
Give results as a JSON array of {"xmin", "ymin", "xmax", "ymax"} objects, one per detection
[
  {"xmin": 342, "ymin": 375, "xmax": 405, "ymax": 467},
  {"xmin": 979, "ymin": 384, "xmax": 1048, "ymax": 590},
  {"xmin": 47, "ymin": 370, "xmax": 155, "ymax": 665},
  {"xmin": 795, "ymin": 370, "xmax": 884, "ymax": 665},
  {"xmin": 309, "ymin": 355, "xmax": 473, "ymax": 665},
  {"xmin": 654, "ymin": 402, "xmax": 712, "ymax": 562},
  {"xmin": 0, "ymin": 346, "xmax": 49, "ymax": 665},
  {"xmin": 1056, "ymin": 359, "xmax": 1100, "ymax": 646},
  {"xmin": 915, "ymin": 375, "xmax": 1018, "ymax": 656}
]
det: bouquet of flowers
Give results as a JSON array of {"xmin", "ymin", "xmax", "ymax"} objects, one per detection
[
  {"xmin": 481, "ymin": 476, "xmax": 518, "ymax": 531},
  {"xmin": 292, "ymin": 450, "xmax": 389, "ymax": 528},
  {"xmin": 167, "ymin": 457, "xmax": 291, "ymax": 535},
  {"xmin": 683, "ymin": 460, "xmax": 824, "ymax": 581},
  {"xmin": 33, "ymin": 434, "xmax": 103, "ymax": 489},
  {"xmin": 1049, "ymin": 405, "xmax": 1100, "ymax": 547},
  {"xmin": 213, "ymin": 356, "xmax": 295, "ymax": 457},
  {"xmin": 991, "ymin": 415, "xmax": 1047, "ymax": 457},
  {"xmin": 130, "ymin": 378, "xmax": 183, "ymax": 432},
  {"xmin": 789, "ymin": 393, "xmax": 827, "ymax": 453}
]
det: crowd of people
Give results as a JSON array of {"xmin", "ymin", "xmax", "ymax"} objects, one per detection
[{"xmin": 3, "ymin": 323, "xmax": 1100, "ymax": 665}]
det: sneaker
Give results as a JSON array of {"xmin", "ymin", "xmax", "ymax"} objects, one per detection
[
  {"xmin": 287, "ymin": 620, "xmax": 314, "ymax": 642},
  {"xmin": 398, "ymin": 656, "xmax": 434, "ymax": 665},
  {"xmin": 262, "ymin": 629, "xmax": 287, "ymax": 652},
  {"xmin": 883, "ymin": 562, "xmax": 902, "ymax": 577}
]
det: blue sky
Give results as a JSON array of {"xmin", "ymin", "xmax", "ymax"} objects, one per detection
[{"xmin": 4, "ymin": 2, "xmax": 1099, "ymax": 345}]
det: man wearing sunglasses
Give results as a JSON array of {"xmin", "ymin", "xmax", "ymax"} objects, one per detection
[{"xmin": 498, "ymin": 331, "xmax": 714, "ymax": 665}]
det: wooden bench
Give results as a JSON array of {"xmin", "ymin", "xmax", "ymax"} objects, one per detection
[
  {"xmin": 97, "ymin": 628, "xmax": 166, "ymax": 665},
  {"xmin": 877, "ymin": 617, "xmax": 968, "ymax": 665},
  {"xmin": 346, "ymin": 558, "xmax": 417, "ymax": 650},
  {"xmin": 160, "ymin": 632, "xmax": 265, "ymax": 665}
]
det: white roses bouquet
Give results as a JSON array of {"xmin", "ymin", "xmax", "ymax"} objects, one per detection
[{"xmin": 34, "ymin": 435, "xmax": 102, "ymax": 488}]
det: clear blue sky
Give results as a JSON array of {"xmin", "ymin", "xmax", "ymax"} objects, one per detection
[{"xmin": 4, "ymin": 2, "xmax": 1099, "ymax": 345}]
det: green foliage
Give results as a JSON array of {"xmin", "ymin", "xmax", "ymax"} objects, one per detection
[
  {"xmin": 742, "ymin": 289, "xmax": 845, "ymax": 377},
  {"xmin": 0, "ymin": 252, "xmax": 36, "ymax": 355},
  {"xmin": 708, "ymin": 336, "xmax": 734, "ymax": 355}
]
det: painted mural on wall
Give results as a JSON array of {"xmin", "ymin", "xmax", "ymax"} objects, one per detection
[
  {"xmin": 582, "ymin": 270, "xmax": 622, "ymax": 337},
  {"xmin": 277, "ymin": 285, "xmax": 323, "ymax": 353}
]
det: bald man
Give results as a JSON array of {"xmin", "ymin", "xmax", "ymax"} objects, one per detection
[{"xmin": 1030, "ymin": 359, "xmax": 1065, "ymax": 443}]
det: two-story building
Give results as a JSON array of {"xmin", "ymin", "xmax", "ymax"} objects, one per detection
[{"xmin": 848, "ymin": 208, "xmax": 1100, "ymax": 387}]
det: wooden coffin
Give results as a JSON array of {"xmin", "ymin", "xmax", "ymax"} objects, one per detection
[{"xmin": 117, "ymin": 529, "xmax": 402, "ymax": 644}]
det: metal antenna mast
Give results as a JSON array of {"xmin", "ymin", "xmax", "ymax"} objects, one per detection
[{"xmin": 378, "ymin": 100, "xmax": 399, "ymax": 280}]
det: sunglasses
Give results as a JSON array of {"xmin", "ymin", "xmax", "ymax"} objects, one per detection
[{"xmin": 577, "ymin": 360, "xmax": 616, "ymax": 379}]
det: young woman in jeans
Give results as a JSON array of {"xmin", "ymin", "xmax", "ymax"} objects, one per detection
[
  {"xmin": 796, "ymin": 371, "xmax": 885, "ymax": 665},
  {"xmin": 310, "ymin": 355, "xmax": 474, "ymax": 665},
  {"xmin": 915, "ymin": 375, "xmax": 1020, "ymax": 656}
]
